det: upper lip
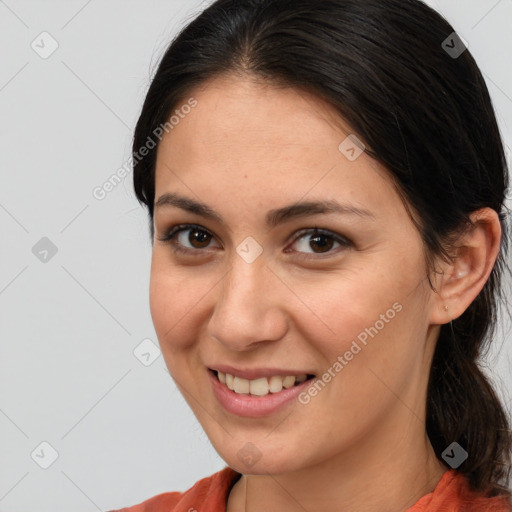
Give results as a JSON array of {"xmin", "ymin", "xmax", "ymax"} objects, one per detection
[{"xmin": 209, "ymin": 365, "xmax": 314, "ymax": 380}]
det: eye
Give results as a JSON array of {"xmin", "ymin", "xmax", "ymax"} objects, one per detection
[
  {"xmin": 156, "ymin": 224, "xmax": 219, "ymax": 255},
  {"xmin": 156, "ymin": 224, "xmax": 351, "ymax": 259},
  {"xmin": 286, "ymin": 227, "xmax": 351, "ymax": 258}
]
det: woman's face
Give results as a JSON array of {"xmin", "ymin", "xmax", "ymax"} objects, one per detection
[{"xmin": 150, "ymin": 75, "xmax": 441, "ymax": 474}]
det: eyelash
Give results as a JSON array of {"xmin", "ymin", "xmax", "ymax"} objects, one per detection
[{"xmin": 156, "ymin": 223, "xmax": 352, "ymax": 260}]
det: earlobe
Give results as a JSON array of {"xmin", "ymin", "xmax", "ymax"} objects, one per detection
[{"xmin": 429, "ymin": 208, "xmax": 501, "ymax": 325}]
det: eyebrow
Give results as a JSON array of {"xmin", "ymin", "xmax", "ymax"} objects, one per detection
[{"xmin": 154, "ymin": 192, "xmax": 375, "ymax": 228}]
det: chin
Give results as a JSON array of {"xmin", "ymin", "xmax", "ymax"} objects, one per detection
[{"xmin": 209, "ymin": 435, "xmax": 314, "ymax": 475}]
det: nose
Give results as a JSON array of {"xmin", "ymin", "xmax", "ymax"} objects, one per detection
[{"xmin": 207, "ymin": 254, "xmax": 289, "ymax": 352}]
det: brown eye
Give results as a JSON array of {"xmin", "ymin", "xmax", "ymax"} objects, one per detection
[
  {"xmin": 308, "ymin": 233, "xmax": 335, "ymax": 253},
  {"xmin": 288, "ymin": 228, "xmax": 351, "ymax": 258},
  {"xmin": 156, "ymin": 224, "xmax": 219, "ymax": 254},
  {"xmin": 187, "ymin": 228, "xmax": 211, "ymax": 248}
]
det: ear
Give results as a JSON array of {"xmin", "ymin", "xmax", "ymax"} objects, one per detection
[{"xmin": 429, "ymin": 207, "xmax": 502, "ymax": 325}]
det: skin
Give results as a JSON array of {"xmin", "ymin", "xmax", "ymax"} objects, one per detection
[{"xmin": 149, "ymin": 74, "xmax": 501, "ymax": 512}]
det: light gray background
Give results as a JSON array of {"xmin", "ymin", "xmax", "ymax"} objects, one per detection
[{"xmin": 0, "ymin": 0, "xmax": 511, "ymax": 510}]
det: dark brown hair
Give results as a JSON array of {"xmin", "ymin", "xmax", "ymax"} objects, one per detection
[{"xmin": 132, "ymin": 0, "xmax": 512, "ymax": 498}]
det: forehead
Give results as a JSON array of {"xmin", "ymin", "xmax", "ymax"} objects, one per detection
[
  {"xmin": 165, "ymin": 74, "xmax": 353, "ymax": 148},
  {"xmin": 154, "ymin": 74, "xmax": 397, "ymax": 214}
]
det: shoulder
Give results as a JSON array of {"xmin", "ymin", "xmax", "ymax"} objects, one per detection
[
  {"xmin": 108, "ymin": 466, "xmax": 241, "ymax": 512},
  {"xmin": 408, "ymin": 469, "xmax": 512, "ymax": 511}
]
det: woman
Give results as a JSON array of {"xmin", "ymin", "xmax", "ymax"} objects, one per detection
[{"xmin": 112, "ymin": 0, "xmax": 512, "ymax": 510}]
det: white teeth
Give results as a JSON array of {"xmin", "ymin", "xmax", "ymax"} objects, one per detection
[
  {"xmin": 269, "ymin": 375, "xmax": 283, "ymax": 393},
  {"xmin": 282, "ymin": 376, "xmax": 296, "ymax": 388},
  {"xmin": 216, "ymin": 371, "xmax": 309, "ymax": 396},
  {"xmin": 233, "ymin": 376, "xmax": 250, "ymax": 394},
  {"xmin": 249, "ymin": 377, "xmax": 269, "ymax": 396}
]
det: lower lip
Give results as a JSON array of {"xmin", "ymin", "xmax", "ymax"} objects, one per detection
[{"xmin": 208, "ymin": 370, "xmax": 314, "ymax": 418}]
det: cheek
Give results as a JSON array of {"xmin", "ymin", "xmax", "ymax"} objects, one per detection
[
  {"xmin": 294, "ymin": 263, "xmax": 408, "ymax": 345},
  {"xmin": 149, "ymin": 255, "xmax": 211, "ymax": 352},
  {"xmin": 297, "ymin": 254, "xmax": 428, "ymax": 376}
]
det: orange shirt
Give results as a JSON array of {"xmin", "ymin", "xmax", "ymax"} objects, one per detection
[{"xmin": 110, "ymin": 467, "xmax": 511, "ymax": 511}]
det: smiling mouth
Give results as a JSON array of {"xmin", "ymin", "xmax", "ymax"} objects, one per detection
[{"xmin": 210, "ymin": 369, "xmax": 316, "ymax": 397}]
